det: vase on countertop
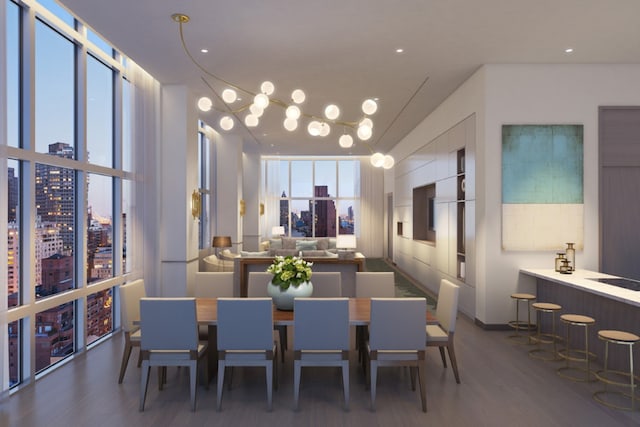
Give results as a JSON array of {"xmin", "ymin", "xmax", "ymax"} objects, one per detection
[{"xmin": 267, "ymin": 280, "xmax": 313, "ymax": 311}]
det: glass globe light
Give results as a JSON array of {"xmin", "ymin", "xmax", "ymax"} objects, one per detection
[
  {"xmin": 291, "ymin": 89, "xmax": 306, "ymax": 104},
  {"xmin": 307, "ymin": 120, "xmax": 322, "ymax": 136},
  {"xmin": 339, "ymin": 134, "xmax": 353, "ymax": 148},
  {"xmin": 245, "ymin": 114, "xmax": 259, "ymax": 127},
  {"xmin": 286, "ymin": 105, "xmax": 301, "ymax": 120},
  {"xmin": 382, "ymin": 155, "xmax": 395, "ymax": 169},
  {"xmin": 222, "ymin": 89, "xmax": 237, "ymax": 103},
  {"xmin": 319, "ymin": 122, "xmax": 331, "ymax": 137},
  {"xmin": 362, "ymin": 98, "xmax": 378, "ymax": 115},
  {"xmin": 324, "ymin": 104, "xmax": 340, "ymax": 120},
  {"xmin": 219, "ymin": 115, "xmax": 234, "ymax": 131},
  {"xmin": 357, "ymin": 124, "xmax": 373, "ymax": 140},
  {"xmin": 284, "ymin": 117, "xmax": 298, "ymax": 131},
  {"xmin": 250, "ymin": 103, "xmax": 264, "ymax": 118},
  {"xmin": 197, "ymin": 96, "xmax": 212, "ymax": 112},
  {"xmin": 370, "ymin": 152, "xmax": 385, "ymax": 167},
  {"xmin": 260, "ymin": 81, "xmax": 275, "ymax": 95},
  {"xmin": 360, "ymin": 117, "xmax": 373, "ymax": 129},
  {"xmin": 254, "ymin": 93, "xmax": 269, "ymax": 109}
]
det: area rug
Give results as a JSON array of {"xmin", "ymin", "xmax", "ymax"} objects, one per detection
[{"xmin": 365, "ymin": 258, "xmax": 437, "ymax": 309}]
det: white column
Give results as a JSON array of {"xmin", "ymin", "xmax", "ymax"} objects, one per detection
[
  {"xmin": 242, "ymin": 150, "xmax": 261, "ymax": 250},
  {"xmin": 214, "ymin": 133, "xmax": 243, "ymax": 251}
]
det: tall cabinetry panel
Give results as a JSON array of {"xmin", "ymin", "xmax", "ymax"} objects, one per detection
[{"xmin": 456, "ymin": 149, "xmax": 466, "ymax": 280}]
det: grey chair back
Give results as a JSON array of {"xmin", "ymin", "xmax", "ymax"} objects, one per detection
[
  {"xmin": 193, "ymin": 272, "xmax": 234, "ymax": 298},
  {"xmin": 217, "ymin": 298, "xmax": 273, "ymax": 350},
  {"xmin": 247, "ymin": 272, "xmax": 274, "ymax": 297},
  {"xmin": 294, "ymin": 298, "xmax": 349, "ymax": 350},
  {"xmin": 355, "ymin": 272, "xmax": 395, "ymax": 298},
  {"xmin": 140, "ymin": 298, "xmax": 198, "ymax": 351},
  {"xmin": 119, "ymin": 279, "xmax": 146, "ymax": 333},
  {"xmin": 436, "ymin": 279, "xmax": 460, "ymax": 334},
  {"xmin": 369, "ymin": 297, "xmax": 426, "ymax": 350},
  {"xmin": 310, "ymin": 272, "xmax": 341, "ymax": 297}
]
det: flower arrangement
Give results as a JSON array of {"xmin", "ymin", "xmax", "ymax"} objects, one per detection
[{"xmin": 267, "ymin": 255, "xmax": 313, "ymax": 290}]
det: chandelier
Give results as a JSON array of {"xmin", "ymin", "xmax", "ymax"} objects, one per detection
[{"xmin": 171, "ymin": 13, "xmax": 394, "ymax": 169}]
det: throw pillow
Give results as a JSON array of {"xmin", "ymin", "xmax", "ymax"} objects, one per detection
[
  {"xmin": 316, "ymin": 238, "xmax": 329, "ymax": 250},
  {"xmin": 296, "ymin": 240, "xmax": 317, "ymax": 250},
  {"xmin": 324, "ymin": 250, "xmax": 339, "ymax": 258},
  {"xmin": 269, "ymin": 238, "xmax": 283, "ymax": 250},
  {"xmin": 328, "ymin": 238, "xmax": 337, "ymax": 249},
  {"xmin": 281, "ymin": 237, "xmax": 297, "ymax": 250},
  {"xmin": 301, "ymin": 250, "xmax": 326, "ymax": 257}
]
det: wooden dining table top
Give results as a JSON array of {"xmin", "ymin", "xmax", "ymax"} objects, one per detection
[{"xmin": 196, "ymin": 297, "xmax": 437, "ymax": 326}]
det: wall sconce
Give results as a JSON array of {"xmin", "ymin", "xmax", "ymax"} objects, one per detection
[
  {"xmin": 191, "ymin": 190, "xmax": 202, "ymax": 219},
  {"xmin": 259, "ymin": 203, "xmax": 265, "ymax": 216},
  {"xmin": 239, "ymin": 199, "xmax": 246, "ymax": 216}
]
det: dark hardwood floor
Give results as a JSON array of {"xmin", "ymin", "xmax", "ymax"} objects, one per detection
[{"xmin": 2, "ymin": 313, "xmax": 638, "ymax": 427}]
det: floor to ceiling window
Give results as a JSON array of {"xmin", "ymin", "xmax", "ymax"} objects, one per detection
[{"xmin": 3, "ymin": 0, "xmax": 135, "ymax": 390}]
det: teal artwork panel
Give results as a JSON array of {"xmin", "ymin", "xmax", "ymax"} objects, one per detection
[{"xmin": 502, "ymin": 125, "xmax": 583, "ymax": 204}]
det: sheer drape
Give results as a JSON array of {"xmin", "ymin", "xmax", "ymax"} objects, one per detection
[
  {"xmin": 359, "ymin": 159, "xmax": 384, "ymax": 257},
  {"xmin": 127, "ymin": 61, "xmax": 161, "ymax": 295},
  {"xmin": 263, "ymin": 159, "xmax": 282, "ymax": 235}
]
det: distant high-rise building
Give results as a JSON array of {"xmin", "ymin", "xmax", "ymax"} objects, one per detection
[
  {"xmin": 35, "ymin": 142, "xmax": 76, "ymax": 252},
  {"xmin": 312, "ymin": 185, "xmax": 337, "ymax": 237},
  {"xmin": 40, "ymin": 253, "xmax": 73, "ymax": 296},
  {"xmin": 8, "ymin": 166, "xmax": 18, "ymax": 222},
  {"xmin": 279, "ymin": 190, "xmax": 289, "ymax": 232}
]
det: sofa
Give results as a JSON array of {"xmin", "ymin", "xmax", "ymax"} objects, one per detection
[
  {"xmin": 258, "ymin": 236, "xmax": 339, "ymax": 257},
  {"xmin": 202, "ymin": 249, "xmax": 239, "ymax": 272}
]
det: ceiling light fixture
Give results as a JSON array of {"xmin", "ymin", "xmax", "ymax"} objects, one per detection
[
  {"xmin": 565, "ymin": 47, "xmax": 574, "ymax": 53},
  {"xmin": 171, "ymin": 13, "xmax": 394, "ymax": 168}
]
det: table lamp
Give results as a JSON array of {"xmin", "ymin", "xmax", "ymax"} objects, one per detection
[{"xmin": 336, "ymin": 234, "xmax": 357, "ymax": 259}]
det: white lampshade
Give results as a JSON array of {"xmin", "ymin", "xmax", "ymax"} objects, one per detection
[
  {"xmin": 291, "ymin": 89, "xmax": 306, "ymax": 104},
  {"xmin": 336, "ymin": 234, "xmax": 357, "ymax": 249},
  {"xmin": 260, "ymin": 81, "xmax": 275, "ymax": 95},
  {"xmin": 319, "ymin": 122, "xmax": 331, "ymax": 137},
  {"xmin": 219, "ymin": 115, "xmax": 234, "ymax": 131},
  {"xmin": 339, "ymin": 134, "xmax": 353, "ymax": 148},
  {"xmin": 284, "ymin": 117, "xmax": 298, "ymax": 131},
  {"xmin": 197, "ymin": 96, "xmax": 212, "ymax": 112},
  {"xmin": 245, "ymin": 114, "xmax": 259, "ymax": 127},
  {"xmin": 249, "ymin": 103, "xmax": 264, "ymax": 117},
  {"xmin": 271, "ymin": 226, "xmax": 285, "ymax": 236},
  {"xmin": 307, "ymin": 120, "xmax": 322, "ymax": 136},
  {"xmin": 286, "ymin": 105, "xmax": 301, "ymax": 119},
  {"xmin": 382, "ymin": 154, "xmax": 395, "ymax": 169},
  {"xmin": 222, "ymin": 89, "xmax": 237, "ymax": 103},
  {"xmin": 357, "ymin": 124, "xmax": 373, "ymax": 140},
  {"xmin": 370, "ymin": 152, "xmax": 385, "ymax": 167},
  {"xmin": 254, "ymin": 93, "xmax": 269, "ymax": 109},
  {"xmin": 360, "ymin": 117, "xmax": 373, "ymax": 129},
  {"xmin": 362, "ymin": 98, "xmax": 378, "ymax": 115},
  {"xmin": 324, "ymin": 104, "xmax": 340, "ymax": 120}
]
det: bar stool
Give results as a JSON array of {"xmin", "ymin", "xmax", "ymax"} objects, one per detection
[
  {"xmin": 593, "ymin": 329, "xmax": 640, "ymax": 411},
  {"xmin": 508, "ymin": 293, "xmax": 536, "ymax": 344},
  {"xmin": 557, "ymin": 314, "xmax": 596, "ymax": 382},
  {"xmin": 529, "ymin": 302, "xmax": 562, "ymax": 361}
]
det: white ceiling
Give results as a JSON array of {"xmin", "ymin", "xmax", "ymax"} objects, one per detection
[{"xmin": 58, "ymin": 0, "xmax": 640, "ymax": 156}]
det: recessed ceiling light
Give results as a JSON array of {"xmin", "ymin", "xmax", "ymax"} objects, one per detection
[
  {"xmin": 200, "ymin": 48, "xmax": 208, "ymax": 53},
  {"xmin": 564, "ymin": 48, "xmax": 574, "ymax": 53},
  {"xmin": 395, "ymin": 48, "xmax": 404, "ymax": 54}
]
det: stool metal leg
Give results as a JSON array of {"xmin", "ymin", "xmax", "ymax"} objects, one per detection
[{"xmin": 594, "ymin": 340, "xmax": 639, "ymax": 411}]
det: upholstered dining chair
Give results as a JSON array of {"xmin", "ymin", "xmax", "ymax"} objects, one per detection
[
  {"xmin": 366, "ymin": 297, "xmax": 428, "ymax": 412},
  {"xmin": 192, "ymin": 272, "xmax": 234, "ymax": 339},
  {"xmin": 293, "ymin": 298, "xmax": 350, "ymax": 410},
  {"xmin": 216, "ymin": 298, "xmax": 277, "ymax": 411},
  {"xmin": 248, "ymin": 272, "xmax": 286, "ymax": 363},
  {"xmin": 426, "ymin": 279, "xmax": 461, "ymax": 384},
  {"xmin": 139, "ymin": 297, "xmax": 208, "ymax": 412},
  {"xmin": 355, "ymin": 272, "xmax": 395, "ymax": 366},
  {"xmin": 118, "ymin": 278, "xmax": 145, "ymax": 384},
  {"xmin": 308, "ymin": 272, "xmax": 342, "ymax": 297}
]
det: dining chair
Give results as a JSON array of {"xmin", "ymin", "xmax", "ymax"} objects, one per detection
[
  {"xmin": 192, "ymin": 272, "xmax": 234, "ymax": 339},
  {"xmin": 426, "ymin": 279, "xmax": 461, "ymax": 384},
  {"xmin": 118, "ymin": 278, "xmax": 145, "ymax": 384},
  {"xmin": 309, "ymin": 272, "xmax": 341, "ymax": 297},
  {"xmin": 248, "ymin": 272, "xmax": 287, "ymax": 363},
  {"xmin": 216, "ymin": 297, "xmax": 277, "ymax": 411},
  {"xmin": 366, "ymin": 297, "xmax": 428, "ymax": 412},
  {"xmin": 293, "ymin": 298, "xmax": 350, "ymax": 410},
  {"xmin": 139, "ymin": 297, "xmax": 208, "ymax": 412},
  {"xmin": 355, "ymin": 272, "xmax": 395, "ymax": 366}
]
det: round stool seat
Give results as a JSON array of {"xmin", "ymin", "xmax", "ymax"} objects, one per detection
[
  {"xmin": 511, "ymin": 293, "xmax": 535, "ymax": 300},
  {"xmin": 532, "ymin": 302, "xmax": 561, "ymax": 311},
  {"xmin": 561, "ymin": 314, "xmax": 595, "ymax": 325},
  {"xmin": 598, "ymin": 330, "xmax": 640, "ymax": 343}
]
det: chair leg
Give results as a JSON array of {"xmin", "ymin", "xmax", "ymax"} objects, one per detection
[
  {"xmin": 438, "ymin": 346, "xmax": 447, "ymax": 368},
  {"xmin": 118, "ymin": 342, "xmax": 133, "ymax": 384},
  {"xmin": 446, "ymin": 343, "xmax": 461, "ymax": 384},
  {"xmin": 265, "ymin": 362, "xmax": 273, "ymax": 411},
  {"xmin": 216, "ymin": 362, "xmax": 225, "ymax": 411},
  {"xmin": 370, "ymin": 361, "xmax": 378, "ymax": 411},
  {"xmin": 418, "ymin": 361, "xmax": 427, "ymax": 413},
  {"xmin": 293, "ymin": 360, "xmax": 301, "ymax": 410},
  {"xmin": 189, "ymin": 361, "xmax": 197, "ymax": 412},
  {"xmin": 139, "ymin": 362, "xmax": 150, "ymax": 412},
  {"xmin": 157, "ymin": 367, "xmax": 165, "ymax": 390},
  {"xmin": 342, "ymin": 362, "xmax": 350, "ymax": 411},
  {"xmin": 409, "ymin": 366, "xmax": 417, "ymax": 391}
]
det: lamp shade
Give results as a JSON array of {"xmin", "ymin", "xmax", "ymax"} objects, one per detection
[
  {"xmin": 271, "ymin": 226, "xmax": 285, "ymax": 236},
  {"xmin": 336, "ymin": 234, "xmax": 357, "ymax": 249},
  {"xmin": 212, "ymin": 236, "xmax": 232, "ymax": 248}
]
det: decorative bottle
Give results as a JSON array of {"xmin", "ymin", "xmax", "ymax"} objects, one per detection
[
  {"xmin": 554, "ymin": 253, "xmax": 565, "ymax": 272},
  {"xmin": 565, "ymin": 243, "xmax": 575, "ymax": 272}
]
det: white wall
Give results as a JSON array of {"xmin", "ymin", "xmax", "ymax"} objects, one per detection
[{"xmin": 389, "ymin": 64, "xmax": 640, "ymax": 325}]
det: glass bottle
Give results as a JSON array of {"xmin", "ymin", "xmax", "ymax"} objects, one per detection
[
  {"xmin": 559, "ymin": 258, "xmax": 571, "ymax": 274},
  {"xmin": 555, "ymin": 253, "xmax": 566, "ymax": 272},
  {"xmin": 565, "ymin": 243, "xmax": 575, "ymax": 272}
]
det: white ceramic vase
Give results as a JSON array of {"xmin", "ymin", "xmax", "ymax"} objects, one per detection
[{"xmin": 267, "ymin": 280, "xmax": 313, "ymax": 311}]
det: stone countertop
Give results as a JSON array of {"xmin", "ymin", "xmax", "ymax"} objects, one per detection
[{"xmin": 520, "ymin": 268, "xmax": 640, "ymax": 307}]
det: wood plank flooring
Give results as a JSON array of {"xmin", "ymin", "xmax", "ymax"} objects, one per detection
[{"xmin": 2, "ymin": 313, "xmax": 639, "ymax": 427}]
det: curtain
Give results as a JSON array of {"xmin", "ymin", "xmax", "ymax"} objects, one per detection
[
  {"xmin": 359, "ymin": 159, "xmax": 384, "ymax": 257},
  {"xmin": 263, "ymin": 159, "xmax": 282, "ymax": 236}
]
